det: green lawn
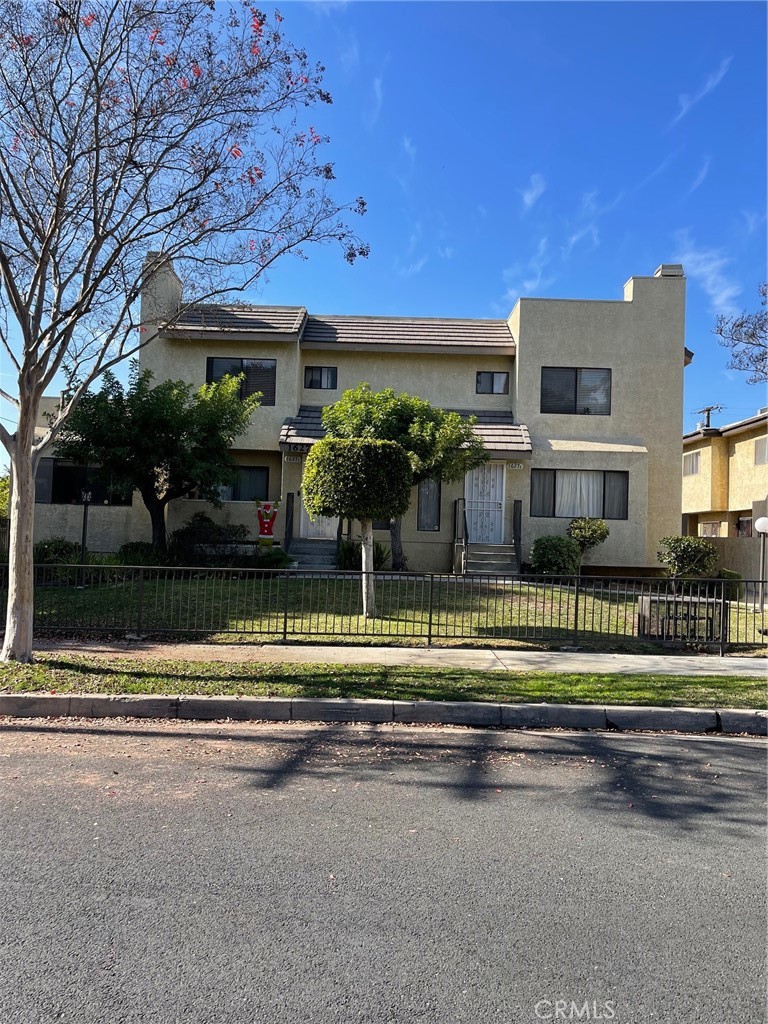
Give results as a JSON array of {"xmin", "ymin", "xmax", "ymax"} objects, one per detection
[
  {"xmin": 1, "ymin": 654, "xmax": 765, "ymax": 709},
  {"xmin": 15, "ymin": 570, "xmax": 768, "ymax": 649}
]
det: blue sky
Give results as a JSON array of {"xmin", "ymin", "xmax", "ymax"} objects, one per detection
[{"xmin": 248, "ymin": 0, "xmax": 767, "ymax": 433}]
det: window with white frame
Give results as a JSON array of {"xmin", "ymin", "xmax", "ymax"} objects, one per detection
[
  {"xmin": 700, "ymin": 521, "xmax": 720, "ymax": 538},
  {"xmin": 530, "ymin": 469, "xmax": 628, "ymax": 519},
  {"xmin": 683, "ymin": 451, "xmax": 700, "ymax": 476}
]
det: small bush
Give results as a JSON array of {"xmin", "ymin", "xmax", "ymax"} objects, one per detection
[
  {"xmin": 116, "ymin": 541, "xmax": 165, "ymax": 566},
  {"xmin": 530, "ymin": 536, "xmax": 581, "ymax": 576},
  {"xmin": 33, "ymin": 537, "xmax": 81, "ymax": 565},
  {"xmin": 657, "ymin": 536, "xmax": 718, "ymax": 578},
  {"xmin": 169, "ymin": 512, "xmax": 250, "ymax": 566},
  {"xmin": 337, "ymin": 538, "xmax": 391, "ymax": 571},
  {"xmin": 567, "ymin": 517, "xmax": 610, "ymax": 556},
  {"xmin": 717, "ymin": 567, "xmax": 744, "ymax": 600}
]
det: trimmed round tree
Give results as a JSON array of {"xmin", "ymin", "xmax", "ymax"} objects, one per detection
[{"xmin": 302, "ymin": 438, "xmax": 412, "ymax": 617}]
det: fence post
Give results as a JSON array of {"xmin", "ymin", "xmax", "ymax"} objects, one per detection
[
  {"xmin": 572, "ymin": 575, "xmax": 580, "ymax": 646},
  {"xmin": 136, "ymin": 567, "xmax": 145, "ymax": 636},
  {"xmin": 282, "ymin": 569, "xmax": 290, "ymax": 642},
  {"xmin": 427, "ymin": 573, "xmax": 434, "ymax": 646},
  {"xmin": 719, "ymin": 578, "xmax": 727, "ymax": 657}
]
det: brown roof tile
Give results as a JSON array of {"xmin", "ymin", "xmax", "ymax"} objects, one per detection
[
  {"xmin": 279, "ymin": 406, "xmax": 531, "ymax": 455},
  {"xmin": 302, "ymin": 314, "xmax": 514, "ymax": 349},
  {"xmin": 171, "ymin": 304, "xmax": 306, "ymax": 335}
]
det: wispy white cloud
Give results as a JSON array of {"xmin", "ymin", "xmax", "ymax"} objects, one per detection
[
  {"xmin": 307, "ymin": 0, "xmax": 351, "ymax": 16},
  {"xmin": 519, "ymin": 173, "xmax": 546, "ymax": 212},
  {"xmin": 477, "ymin": 204, "xmax": 488, "ymax": 220},
  {"xmin": 674, "ymin": 230, "xmax": 742, "ymax": 316},
  {"xmin": 502, "ymin": 236, "xmax": 553, "ymax": 305},
  {"xmin": 670, "ymin": 56, "xmax": 733, "ymax": 127},
  {"xmin": 561, "ymin": 223, "xmax": 600, "ymax": 260},
  {"xmin": 339, "ymin": 34, "xmax": 359, "ymax": 75},
  {"xmin": 688, "ymin": 156, "xmax": 711, "ymax": 193},
  {"xmin": 742, "ymin": 210, "xmax": 766, "ymax": 235},
  {"xmin": 364, "ymin": 75, "xmax": 384, "ymax": 130},
  {"xmin": 633, "ymin": 149, "xmax": 681, "ymax": 192},
  {"xmin": 399, "ymin": 256, "xmax": 428, "ymax": 278},
  {"xmin": 438, "ymin": 246, "xmax": 455, "ymax": 260},
  {"xmin": 402, "ymin": 136, "xmax": 416, "ymax": 164}
]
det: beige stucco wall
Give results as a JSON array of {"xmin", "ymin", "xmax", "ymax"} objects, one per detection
[
  {"xmin": 140, "ymin": 336, "xmax": 298, "ymax": 452},
  {"xmin": 511, "ymin": 271, "xmax": 685, "ymax": 565},
  {"xmin": 682, "ymin": 425, "xmax": 767, "ymax": 536},
  {"xmin": 35, "ymin": 502, "xmax": 151, "ymax": 552},
  {"xmin": 299, "ymin": 350, "xmax": 515, "ymax": 414}
]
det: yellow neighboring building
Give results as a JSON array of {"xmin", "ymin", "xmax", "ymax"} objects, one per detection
[{"xmin": 682, "ymin": 409, "xmax": 768, "ymax": 538}]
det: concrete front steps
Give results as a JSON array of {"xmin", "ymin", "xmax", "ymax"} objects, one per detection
[
  {"xmin": 287, "ymin": 539, "xmax": 337, "ymax": 570},
  {"xmin": 466, "ymin": 543, "xmax": 518, "ymax": 576}
]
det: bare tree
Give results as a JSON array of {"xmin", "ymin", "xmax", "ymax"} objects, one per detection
[
  {"xmin": 714, "ymin": 282, "xmax": 767, "ymax": 385},
  {"xmin": 0, "ymin": 0, "xmax": 367, "ymax": 661}
]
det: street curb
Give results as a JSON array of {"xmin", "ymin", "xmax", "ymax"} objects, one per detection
[{"xmin": 0, "ymin": 693, "xmax": 765, "ymax": 735}]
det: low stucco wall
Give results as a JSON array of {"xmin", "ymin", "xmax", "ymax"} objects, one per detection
[
  {"xmin": 34, "ymin": 502, "xmax": 151, "ymax": 552},
  {"xmin": 711, "ymin": 537, "xmax": 764, "ymax": 580}
]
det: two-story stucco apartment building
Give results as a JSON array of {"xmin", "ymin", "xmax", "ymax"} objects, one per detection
[
  {"xmin": 34, "ymin": 258, "xmax": 691, "ymax": 572},
  {"xmin": 682, "ymin": 408, "xmax": 768, "ymax": 539}
]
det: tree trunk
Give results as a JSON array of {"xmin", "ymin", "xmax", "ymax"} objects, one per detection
[
  {"xmin": 360, "ymin": 518, "xmax": 375, "ymax": 619},
  {"xmin": 2, "ymin": 417, "xmax": 39, "ymax": 663},
  {"xmin": 142, "ymin": 494, "xmax": 168, "ymax": 552},
  {"xmin": 389, "ymin": 516, "xmax": 407, "ymax": 572}
]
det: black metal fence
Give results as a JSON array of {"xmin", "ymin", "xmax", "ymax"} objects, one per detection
[{"xmin": 0, "ymin": 565, "xmax": 765, "ymax": 653}]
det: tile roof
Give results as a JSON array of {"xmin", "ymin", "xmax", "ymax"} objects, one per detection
[
  {"xmin": 171, "ymin": 304, "xmax": 306, "ymax": 335},
  {"xmin": 279, "ymin": 406, "xmax": 532, "ymax": 455},
  {"xmin": 302, "ymin": 314, "xmax": 514, "ymax": 349}
]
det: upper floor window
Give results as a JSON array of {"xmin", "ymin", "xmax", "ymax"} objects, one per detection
[
  {"xmin": 476, "ymin": 371, "xmax": 509, "ymax": 395},
  {"xmin": 683, "ymin": 451, "xmax": 700, "ymax": 476},
  {"xmin": 540, "ymin": 367, "xmax": 611, "ymax": 416},
  {"xmin": 755, "ymin": 436, "xmax": 768, "ymax": 465},
  {"xmin": 206, "ymin": 357, "xmax": 276, "ymax": 406},
  {"xmin": 305, "ymin": 366, "xmax": 338, "ymax": 390},
  {"xmin": 530, "ymin": 468, "xmax": 628, "ymax": 519}
]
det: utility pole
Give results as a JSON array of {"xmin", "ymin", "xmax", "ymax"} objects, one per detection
[{"xmin": 693, "ymin": 404, "xmax": 725, "ymax": 429}]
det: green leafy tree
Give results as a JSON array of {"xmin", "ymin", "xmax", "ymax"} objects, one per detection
[
  {"xmin": 55, "ymin": 366, "xmax": 260, "ymax": 551},
  {"xmin": 0, "ymin": 474, "xmax": 8, "ymax": 519},
  {"xmin": 657, "ymin": 536, "xmax": 719, "ymax": 578},
  {"xmin": 0, "ymin": 0, "xmax": 367, "ymax": 661},
  {"xmin": 566, "ymin": 517, "xmax": 610, "ymax": 569},
  {"xmin": 302, "ymin": 438, "xmax": 411, "ymax": 617},
  {"xmin": 321, "ymin": 384, "xmax": 488, "ymax": 570},
  {"xmin": 714, "ymin": 282, "xmax": 767, "ymax": 384}
]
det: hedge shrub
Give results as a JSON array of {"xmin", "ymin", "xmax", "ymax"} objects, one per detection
[{"xmin": 530, "ymin": 536, "xmax": 581, "ymax": 576}]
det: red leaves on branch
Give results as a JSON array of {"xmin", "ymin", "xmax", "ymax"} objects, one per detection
[
  {"xmin": 149, "ymin": 28, "xmax": 164, "ymax": 45},
  {"xmin": 81, "ymin": 13, "xmax": 96, "ymax": 28},
  {"xmin": 229, "ymin": 145, "xmax": 243, "ymax": 158},
  {"xmin": 191, "ymin": 62, "xmax": 203, "ymax": 78}
]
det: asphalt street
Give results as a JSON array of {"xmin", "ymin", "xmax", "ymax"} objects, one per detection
[{"xmin": 0, "ymin": 719, "xmax": 765, "ymax": 1024}]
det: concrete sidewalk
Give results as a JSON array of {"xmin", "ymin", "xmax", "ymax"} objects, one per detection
[{"xmin": 35, "ymin": 639, "xmax": 767, "ymax": 677}]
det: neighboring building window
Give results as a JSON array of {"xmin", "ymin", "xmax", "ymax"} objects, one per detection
[
  {"xmin": 206, "ymin": 357, "xmax": 276, "ymax": 406},
  {"xmin": 530, "ymin": 469, "xmax": 628, "ymax": 519},
  {"xmin": 304, "ymin": 366, "xmax": 337, "ymax": 390},
  {"xmin": 34, "ymin": 458, "xmax": 132, "ymax": 506},
  {"xmin": 476, "ymin": 371, "xmax": 509, "ymax": 395},
  {"xmin": 683, "ymin": 451, "xmax": 700, "ymax": 476},
  {"xmin": 372, "ymin": 519, "xmax": 390, "ymax": 531},
  {"xmin": 540, "ymin": 367, "xmax": 612, "ymax": 416},
  {"xmin": 219, "ymin": 467, "xmax": 269, "ymax": 502},
  {"xmin": 700, "ymin": 522, "xmax": 720, "ymax": 538},
  {"xmin": 737, "ymin": 517, "xmax": 753, "ymax": 538},
  {"xmin": 417, "ymin": 477, "xmax": 441, "ymax": 531},
  {"xmin": 755, "ymin": 436, "xmax": 768, "ymax": 465}
]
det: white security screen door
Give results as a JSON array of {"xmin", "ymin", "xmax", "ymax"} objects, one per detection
[
  {"xmin": 300, "ymin": 491, "xmax": 339, "ymax": 540},
  {"xmin": 464, "ymin": 462, "xmax": 505, "ymax": 544}
]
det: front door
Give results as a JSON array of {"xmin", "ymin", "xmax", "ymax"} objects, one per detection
[
  {"xmin": 465, "ymin": 462, "xmax": 505, "ymax": 544},
  {"xmin": 300, "ymin": 495, "xmax": 339, "ymax": 540}
]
